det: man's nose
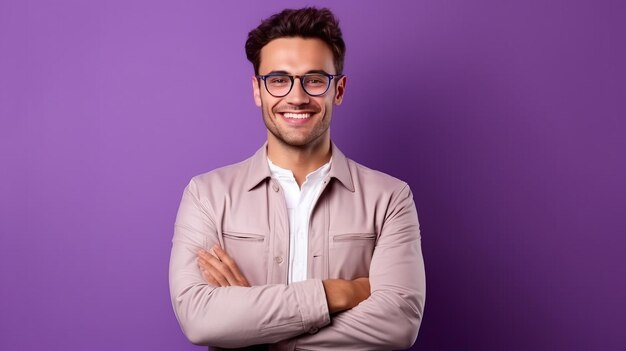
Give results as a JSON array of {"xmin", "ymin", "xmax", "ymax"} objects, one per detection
[{"xmin": 285, "ymin": 78, "xmax": 310, "ymax": 105}]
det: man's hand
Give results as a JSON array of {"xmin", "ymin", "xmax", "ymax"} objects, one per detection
[
  {"xmin": 197, "ymin": 245, "xmax": 250, "ymax": 287},
  {"xmin": 322, "ymin": 277, "xmax": 371, "ymax": 314}
]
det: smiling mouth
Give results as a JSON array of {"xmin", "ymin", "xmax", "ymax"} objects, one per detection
[{"xmin": 282, "ymin": 112, "xmax": 311, "ymax": 119}]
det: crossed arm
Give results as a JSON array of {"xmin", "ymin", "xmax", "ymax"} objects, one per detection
[{"xmin": 197, "ymin": 246, "xmax": 371, "ymax": 314}]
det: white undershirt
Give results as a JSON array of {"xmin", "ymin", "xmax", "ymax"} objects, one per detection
[{"xmin": 268, "ymin": 158, "xmax": 331, "ymax": 283}]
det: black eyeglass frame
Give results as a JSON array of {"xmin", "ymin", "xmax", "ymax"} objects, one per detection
[{"xmin": 255, "ymin": 73, "xmax": 344, "ymax": 97}]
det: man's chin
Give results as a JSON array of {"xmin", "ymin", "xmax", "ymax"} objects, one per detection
[{"xmin": 278, "ymin": 138, "xmax": 311, "ymax": 148}]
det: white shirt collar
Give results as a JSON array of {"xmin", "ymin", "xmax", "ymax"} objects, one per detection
[{"xmin": 267, "ymin": 158, "xmax": 332, "ymax": 184}]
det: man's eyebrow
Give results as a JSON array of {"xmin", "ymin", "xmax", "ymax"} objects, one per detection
[
  {"xmin": 305, "ymin": 69, "xmax": 332, "ymax": 75},
  {"xmin": 266, "ymin": 70, "xmax": 290, "ymax": 75}
]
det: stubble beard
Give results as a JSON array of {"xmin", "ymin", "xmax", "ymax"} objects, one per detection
[{"xmin": 261, "ymin": 101, "xmax": 331, "ymax": 148}]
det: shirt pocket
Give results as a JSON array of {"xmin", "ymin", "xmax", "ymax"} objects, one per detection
[
  {"xmin": 221, "ymin": 231, "xmax": 267, "ymax": 286},
  {"xmin": 329, "ymin": 232, "xmax": 376, "ymax": 280}
]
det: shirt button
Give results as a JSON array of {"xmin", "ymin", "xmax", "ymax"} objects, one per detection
[
  {"xmin": 271, "ymin": 183, "xmax": 280, "ymax": 192},
  {"xmin": 274, "ymin": 256, "xmax": 283, "ymax": 264},
  {"xmin": 309, "ymin": 327, "xmax": 319, "ymax": 334}
]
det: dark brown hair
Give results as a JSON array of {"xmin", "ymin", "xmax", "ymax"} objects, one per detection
[{"xmin": 245, "ymin": 7, "xmax": 346, "ymax": 75}]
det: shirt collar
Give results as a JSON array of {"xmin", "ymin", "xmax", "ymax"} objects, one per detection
[
  {"xmin": 267, "ymin": 157, "xmax": 331, "ymax": 181},
  {"xmin": 244, "ymin": 142, "xmax": 355, "ymax": 192}
]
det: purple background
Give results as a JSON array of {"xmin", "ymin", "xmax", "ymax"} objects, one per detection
[{"xmin": 1, "ymin": 0, "xmax": 625, "ymax": 350}]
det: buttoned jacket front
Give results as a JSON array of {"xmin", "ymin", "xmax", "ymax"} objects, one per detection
[{"xmin": 169, "ymin": 143, "xmax": 426, "ymax": 351}]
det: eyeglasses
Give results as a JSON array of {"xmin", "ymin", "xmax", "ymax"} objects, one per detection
[{"xmin": 256, "ymin": 73, "xmax": 343, "ymax": 97}]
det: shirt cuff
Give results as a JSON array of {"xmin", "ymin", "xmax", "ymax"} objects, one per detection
[{"xmin": 291, "ymin": 279, "xmax": 331, "ymax": 333}]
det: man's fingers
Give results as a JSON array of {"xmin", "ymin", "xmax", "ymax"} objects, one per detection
[
  {"xmin": 197, "ymin": 254, "xmax": 230, "ymax": 287},
  {"xmin": 200, "ymin": 267, "xmax": 219, "ymax": 286},
  {"xmin": 198, "ymin": 247, "xmax": 246, "ymax": 287},
  {"xmin": 213, "ymin": 246, "xmax": 251, "ymax": 287},
  {"xmin": 197, "ymin": 247, "xmax": 251, "ymax": 287},
  {"xmin": 208, "ymin": 248, "xmax": 221, "ymax": 262}
]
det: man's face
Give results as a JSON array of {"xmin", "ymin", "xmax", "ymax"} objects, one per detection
[{"xmin": 253, "ymin": 37, "xmax": 346, "ymax": 148}]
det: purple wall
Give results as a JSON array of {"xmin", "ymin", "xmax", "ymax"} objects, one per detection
[{"xmin": 1, "ymin": 1, "xmax": 624, "ymax": 350}]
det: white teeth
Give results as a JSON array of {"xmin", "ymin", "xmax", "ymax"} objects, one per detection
[{"xmin": 283, "ymin": 113, "xmax": 311, "ymax": 119}]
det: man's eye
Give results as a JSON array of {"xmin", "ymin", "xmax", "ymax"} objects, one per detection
[
  {"xmin": 269, "ymin": 77, "xmax": 289, "ymax": 84},
  {"xmin": 304, "ymin": 76, "xmax": 327, "ymax": 85}
]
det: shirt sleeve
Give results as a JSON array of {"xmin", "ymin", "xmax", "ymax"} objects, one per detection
[
  {"xmin": 169, "ymin": 179, "xmax": 331, "ymax": 348},
  {"xmin": 291, "ymin": 184, "xmax": 426, "ymax": 351}
]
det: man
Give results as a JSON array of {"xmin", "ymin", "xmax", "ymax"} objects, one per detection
[{"xmin": 169, "ymin": 7, "xmax": 425, "ymax": 351}]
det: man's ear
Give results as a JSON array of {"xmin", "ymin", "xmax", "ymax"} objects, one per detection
[
  {"xmin": 334, "ymin": 75, "xmax": 347, "ymax": 106},
  {"xmin": 252, "ymin": 76, "xmax": 262, "ymax": 107}
]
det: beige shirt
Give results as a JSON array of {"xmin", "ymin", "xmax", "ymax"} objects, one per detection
[{"xmin": 170, "ymin": 142, "xmax": 425, "ymax": 350}]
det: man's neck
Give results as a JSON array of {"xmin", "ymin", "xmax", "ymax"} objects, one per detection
[{"xmin": 267, "ymin": 135, "xmax": 332, "ymax": 187}]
